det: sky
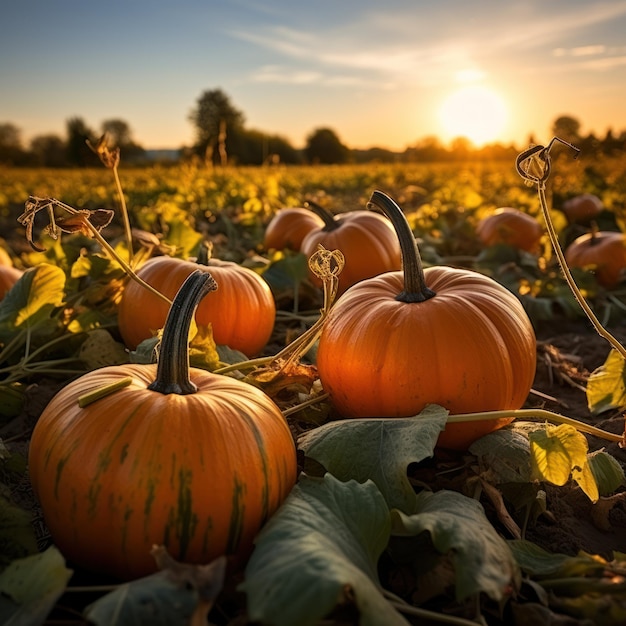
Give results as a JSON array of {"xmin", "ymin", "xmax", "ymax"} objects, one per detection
[{"xmin": 2, "ymin": 0, "xmax": 626, "ymax": 152}]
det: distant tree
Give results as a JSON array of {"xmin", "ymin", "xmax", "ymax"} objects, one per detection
[
  {"xmin": 188, "ymin": 89, "xmax": 245, "ymax": 166},
  {"xmin": 66, "ymin": 117, "xmax": 99, "ymax": 167},
  {"xmin": 101, "ymin": 118, "xmax": 145, "ymax": 162},
  {"xmin": 30, "ymin": 134, "xmax": 67, "ymax": 167},
  {"xmin": 0, "ymin": 122, "xmax": 28, "ymax": 165},
  {"xmin": 305, "ymin": 127, "xmax": 349, "ymax": 164},
  {"xmin": 551, "ymin": 116, "xmax": 581, "ymax": 144},
  {"xmin": 235, "ymin": 129, "xmax": 301, "ymax": 165},
  {"xmin": 404, "ymin": 135, "xmax": 446, "ymax": 162}
]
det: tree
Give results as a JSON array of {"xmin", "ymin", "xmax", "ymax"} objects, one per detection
[
  {"xmin": 30, "ymin": 134, "xmax": 67, "ymax": 167},
  {"xmin": 0, "ymin": 122, "xmax": 28, "ymax": 165},
  {"xmin": 66, "ymin": 117, "xmax": 99, "ymax": 167},
  {"xmin": 188, "ymin": 89, "xmax": 245, "ymax": 166},
  {"xmin": 551, "ymin": 116, "xmax": 581, "ymax": 144},
  {"xmin": 101, "ymin": 119, "xmax": 145, "ymax": 161},
  {"xmin": 304, "ymin": 128, "xmax": 349, "ymax": 164}
]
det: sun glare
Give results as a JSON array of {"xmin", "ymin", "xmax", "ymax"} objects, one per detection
[{"xmin": 438, "ymin": 85, "xmax": 508, "ymax": 146}]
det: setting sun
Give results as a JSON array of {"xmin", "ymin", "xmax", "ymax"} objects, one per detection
[{"xmin": 438, "ymin": 85, "xmax": 508, "ymax": 146}]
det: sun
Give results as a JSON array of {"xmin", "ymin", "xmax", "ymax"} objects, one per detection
[{"xmin": 438, "ymin": 85, "xmax": 508, "ymax": 146}]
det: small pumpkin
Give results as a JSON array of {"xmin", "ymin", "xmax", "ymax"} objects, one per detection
[
  {"xmin": 316, "ymin": 191, "xmax": 537, "ymax": 451},
  {"xmin": 29, "ymin": 270, "xmax": 297, "ymax": 580},
  {"xmin": 263, "ymin": 207, "xmax": 325, "ymax": 251},
  {"xmin": 564, "ymin": 228, "xmax": 626, "ymax": 288},
  {"xmin": 300, "ymin": 200, "xmax": 402, "ymax": 294},
  {"xmin": 561, "ymin": 194, "xmax": 603, "ymax": 224},
  {"xmin": 117, "ymin": 251, "xmax": 275, "ymax": 355},
  {"xmin": 476, "ymin": 207, "xmax": 543, "ymax": 253}
]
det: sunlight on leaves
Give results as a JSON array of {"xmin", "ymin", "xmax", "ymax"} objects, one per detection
[
  {"xmin": 0, "ymin": 546, "xmax": 73, "ymax": 625},
  {"xmin": 242, "ymin": 473, "xmax": 409, "ymax": 626},
  {"xmin": 298, "ymin": 405, "xmax": 448, "ymax": 514},
  {"xmin": 0, "ymin": 264, "xmax": 66, "ymax": 330},
  {"xmin": 586, "ymin": 349, "xmax": 626, "ymax": 415},
  {"xmin": 529, "ymin": 424, "xmax": 600, "ymax": 502},
  {"xmin": 391, "ymin": 490, "xmax": 520, "ymax": 602}
]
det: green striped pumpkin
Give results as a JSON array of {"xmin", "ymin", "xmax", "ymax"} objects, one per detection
[{"xmin": 28, "ymin": 270, "xmax": 297, "ymax": 580}]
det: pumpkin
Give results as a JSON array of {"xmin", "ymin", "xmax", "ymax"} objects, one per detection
[
  {"xmin": 29, "ymin": 270, "xmax": 297, "ymax": 580},
  {"xmin": 316, "ymin": 191, "xmax": 537, "ymax": 451},
  {"xmin": 0, "ymin": 266, "xmax": 22, "ymax": 301},
  {"xmin": 564, "ymin": 228, "xmax": 626, "ymax": 288},
  {"xmin": 117, "ymin": 254, "xmax": 275, "ymax": 356},
  {"xmin": 300, "ymin": 200, "xmax": 402, "ymax": 294},
  {"xmin": 476, "ymin": 207, "xmax": 543, "ymax": 253},
  {"xmin": 561, "ymin": 194, "xmax": 603, "ymax": 224},
  {"xmin": 263, "ymin": 207, "xmax": 325, "ymax": 251}
]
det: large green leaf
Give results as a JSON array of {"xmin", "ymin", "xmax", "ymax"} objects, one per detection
[
  {"xmin": 242, "ymin": 473, "xmax": 409, "ymax": 626},
  {"xmin": 85, "ymin": 570, "xmax": 199, "ymax": 626},
  {"xmin": 0, "ymin": 546, "xmax": 73, "ymax": 626},
  {"xmin": 586, "ymin": 348, "xmax": 626, "ymax": 415},
  {"xmin": 391, "ymin": 490, "xmax": 520, "ymax": 602},
  {"xmin": 0, "ymin": 495, "xmax": 38, "ymax": 568},
  {"xmin": 298, "ymin": 405, "xmax": 448, "ymax": 513},
  {"xmin": 0, "ymin": 264, "xmax": 66, "ymax": 331}
]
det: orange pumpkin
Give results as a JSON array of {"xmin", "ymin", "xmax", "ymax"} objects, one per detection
[
  {"xmin": 300, "ymin": 201, "xmax": 402, "ymax": 294},
  {"xmin": 561, "ymin": 194, "xmax": 603, "ymax": 224},
  {"xmin": 29, "ymin": 270, "xmax": 297, "ymax": 580},
  {"xmin": 263, "ymin": 207, "xmax": 324, "ymax": 251},
  {"xmin": 316, "ymin": 191, "xmax": 537, "ymax": 451},
  {"xmin": 476, "ymin": 207, "xmax": 543, "ymax": 253},
  {"xmin": 564, "ymin": 229, "xmax": 626, "ymax": 288},
  {"xmin": 117, "ymin": 255, "xmax": 275, "ymax": 356}
]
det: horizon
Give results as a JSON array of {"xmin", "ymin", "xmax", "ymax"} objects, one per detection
[{"xmin": 3, "ymin": 1, "xmax": 626, "ymax": 152}]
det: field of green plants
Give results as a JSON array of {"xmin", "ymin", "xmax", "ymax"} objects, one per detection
[{"xmin": 1, "ymin": 144, "xmax": 626, "ymax": 625}]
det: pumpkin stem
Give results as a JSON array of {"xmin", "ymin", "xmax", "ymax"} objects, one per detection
[
  {"xmin": 367, "ymin": 190, "xmax": 436, "ymax": 303},
  {"xmin": 148, "ymin": 270, "xmax": 218, "ymax": 395},
  {"xmin": 303, "ymin": 200, "xmax": 339, "ymax": 232},
  {"xmin": 196, "ymin": 240, "xmax": 213, "ymax": 265}
]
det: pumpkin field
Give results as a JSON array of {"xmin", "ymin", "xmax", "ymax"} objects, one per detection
[{"xmin": 1, "ymin": 139, "xmax": 626, "ymax": 625}]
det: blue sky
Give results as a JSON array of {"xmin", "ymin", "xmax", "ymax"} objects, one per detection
[{"xmin": 2, "ymin": 0, "xmax": 626, "ymax": 151}]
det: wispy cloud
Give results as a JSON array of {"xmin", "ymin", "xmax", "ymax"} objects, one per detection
[{"xmin": 231, "ymin": 0, "xmax": 626, "ymax": 88}]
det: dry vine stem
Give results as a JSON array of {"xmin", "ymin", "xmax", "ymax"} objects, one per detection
[
  {"xmin": 516, "ymin": 137, "xmax": 626, "ymax": 362},
  {"xmin": 214, "ymin": 245, "xmax": 344, "ymax": 380},
  {"xmin": 18, "ymin": 196, "xmax": 171, "ymax": 307}
]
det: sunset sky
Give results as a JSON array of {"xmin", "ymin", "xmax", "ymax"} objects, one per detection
[{"xmin": 3, "ymin": 0, "xmax": 626, "ymax": 151}]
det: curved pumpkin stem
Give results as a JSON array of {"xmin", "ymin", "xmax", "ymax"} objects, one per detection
[
  {"xmin": 367, "ymin": 190, "xmax": 436, "ymax": 303},
  {"xmin": 148, "ymin": 270, "xmax": 218, "ymax": 395},
  {"xmin": 303, "ymin": 200, "xmax": 339, "ymax": 232}
]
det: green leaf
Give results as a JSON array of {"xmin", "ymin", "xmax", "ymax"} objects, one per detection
[
  {"xmin": 469, "ymin": 423, "xmax": 534, "ymax": 484},
  {"xmin": 586, "ymin": 348, "xmax": 626, "ymax": 414},
  {"xmin": 391, "ymin": 490, "xmax": 520, "ymax": 602},
  {"xmin": 261, "ymin": 251, "xmax": 310, "ymax": 291},
  {"xmin": 85, "ymin": 570, "xmax": 199, "ymax": 626},
  {"xmin": 78, "ymin": 328, "xmax": 129, "ymax": 370},
  {"xmin": 588, "ymin": 449, "xmax": 626, "ymax": 496},
  {"xmin": 508, "ymin": 539, "xmax": 606, "ymax": 578},
  {"xmin": 242, "ymin": 473, "xmax": 409, "ymax": 626},
  {"xmin": 0, "ymin": 264, "xmax": 66, "ymax": 331},
  {"xmin": 0, "ymin": 496, "xmax": 38, "ymax": 568},
  {"xmin": 298, "ymin": 405, "xmax": 448, "ymax": 513},
  {"xmin": 0, "ymin": 546, "xmax": 73, "ymax": 625}
]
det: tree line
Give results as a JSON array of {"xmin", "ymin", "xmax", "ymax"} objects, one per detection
[{"xmin": 1, "ymin": 88, "xmax": 625, "ymax": 167}]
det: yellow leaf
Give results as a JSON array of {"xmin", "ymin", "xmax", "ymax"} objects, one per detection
[
  {"xmin": 572, "ymin": 460, "xmax": 599, "ymax": 503},
  {"xmin": 529, "ymin": 424, "xmax": 589, "ymax": 486}
]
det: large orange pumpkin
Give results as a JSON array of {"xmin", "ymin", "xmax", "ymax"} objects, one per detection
[
  {"xmin": 476, "ymin": 207, "xmax": 543, "ymax": 253},
  {"xmin": 117, "ymin": 255, "xmax": 275, "ymax": 356},
  {"xmin": 316, "ymin": 191, "xmax": 537, "ymax": 451},
  {"xmin": 300, "ymin": 201, "xmax": 402, "ymax": 294},
  {"xmin": 564, "ymin": 229, "xmax": 626, "ymax": 288},
  {"xmin": 29, "ymin": 270, "xmax": 297, "ymax": 580},
  {"xmin": 263, "ymin": 207, "xmax": 324, "ymax": 251}
]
